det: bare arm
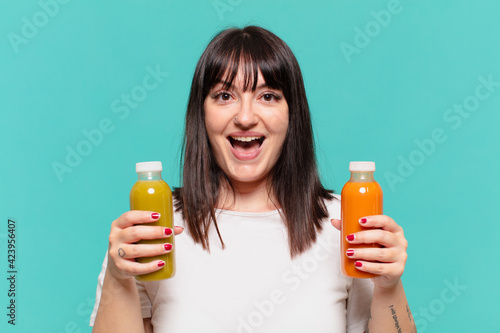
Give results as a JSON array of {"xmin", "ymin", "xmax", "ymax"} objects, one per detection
[
  {"xmin": 92, "ymin": 210, "xmax": 183, "ymax": 333},
  {"xmin": 331, "ymin": 216, "xmax": 416, "ymax": 332},
  {"xmin": 366, "ymin": 279, "xmax": 416, "ymax": 333},
  {"xmin": 143, "ymin": 318, "xmax": 153, "ymax": 333},
  {"xmin": 92, "ymin": 269, "xmax": 145, "ymax": 332}
]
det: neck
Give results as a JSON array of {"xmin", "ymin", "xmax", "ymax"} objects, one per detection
[{"xmin": 216, "ymin": 178, "xmax": 279, "ymax": 212}]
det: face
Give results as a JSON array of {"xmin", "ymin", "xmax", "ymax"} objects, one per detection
[{"xmin": 204, "ymin": 68, "xmax": 289, "ymax": 189}]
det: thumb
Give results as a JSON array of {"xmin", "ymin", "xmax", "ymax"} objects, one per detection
[
  {"xmin": 174, "ymin": 226, "xmax": 184, "ymax": 236},
  {"xmin": 330, "ymin": 218, "xmax": 341, "ymax": 231}
]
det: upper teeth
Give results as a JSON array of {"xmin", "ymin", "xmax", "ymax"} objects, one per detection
[{"xmin": 231, "ymin": 136, "xmax": 262, "ymax": 142}]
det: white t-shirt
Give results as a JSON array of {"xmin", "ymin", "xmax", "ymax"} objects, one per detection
[{"xmin": 90, "ymin": 196, "xmax": 373, "ymax": 332}]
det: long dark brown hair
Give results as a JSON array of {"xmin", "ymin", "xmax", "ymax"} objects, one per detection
[{"xmin": 174, "ymin": 25, "xmax": 334, "ymax": 257}]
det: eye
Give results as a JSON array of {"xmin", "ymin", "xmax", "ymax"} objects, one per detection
[
  {"xmin": 262, "ymin": 93, "xmax": 281, "ymax": 102},
  {"xmin": 220, "ymin": 92, "xmax": 231, "ymax": 101},
  {"xmin": 212, "ymin": 91, "xmax": 233, "ymax": 102}
]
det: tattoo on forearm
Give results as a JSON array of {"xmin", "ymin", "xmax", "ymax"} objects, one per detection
[
  {"xmin": 389, "ymin": 305, "xmax": 402, "ymax": 333},
  {"xmin": 118, "ymin": 248, "xmax": 125, "ymax": 257},
  {"xmin": 406, "ymin": 304, "xmax": 413, "ymax": 323}
]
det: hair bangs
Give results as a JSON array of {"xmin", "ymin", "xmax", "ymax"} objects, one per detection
[{"xmin": 203, "ymin": 31, "xmax": 286, "ymax": 96}]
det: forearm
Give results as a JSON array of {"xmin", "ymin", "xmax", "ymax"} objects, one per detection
[
  {"xmin": 92, "ymin": 268, "xmax": 145, "ymax": 333},
  {"xmin": 366, "ymin": 279, "xmax": 416, "ymax": 333}
]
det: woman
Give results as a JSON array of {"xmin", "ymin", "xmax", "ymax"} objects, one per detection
[{"xmin": 91, "ymin": 26, "xmax": 414, "ymax": 332}]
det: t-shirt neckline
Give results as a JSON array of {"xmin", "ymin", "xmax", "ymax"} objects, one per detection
[{"xmin": 214, "ymin": 208, "xmax": 282, "ymax": 218}]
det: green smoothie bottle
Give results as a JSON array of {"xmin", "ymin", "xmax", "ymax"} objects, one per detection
[{"xmin": 130, "ymin": 161, "xmax": 175, "ymax": 281}]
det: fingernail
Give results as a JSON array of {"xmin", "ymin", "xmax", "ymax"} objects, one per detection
[
  {"xmin": 164, "ymin": 243, "xmax": 172, "ymax": 251},
  {"xmin": 151, "ymin": 213, "xmax": 160, "ymax": 219},
  {"xmin": 346, "ymin": 249, "xmax": 355, "ymax": 257},
  {"xmin": 346, "ymin": 234, "xmax": 355, "ymax": 242},
  {"xmin": 164, "ymin": 228, "xmax": 173, "ymax": 236},
  {"xmin": 359, "ymin": 218, "xmax": 367, "ymax": 224},
  {"xmin": 354, "ymin": 261, "xmax": 362, "ymax": 267},
  {"xmin": 157, "ymin": 261, "xmax": 165, "ymax": 267}
]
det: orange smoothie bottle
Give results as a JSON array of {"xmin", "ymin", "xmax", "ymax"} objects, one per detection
[
  {"xmin": 130, "ymin": 161, "xmax": 175, "ymax": 281},
  {"xmin": 341, "ymin": 161, "xmax": 383, "ymax": 278}
]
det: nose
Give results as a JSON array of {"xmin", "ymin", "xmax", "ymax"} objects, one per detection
[{"xmin": 233, "ymin": 97, "xmax": 258, "ymax": 129}]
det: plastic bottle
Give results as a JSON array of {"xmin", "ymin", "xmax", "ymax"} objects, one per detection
[
  {"xmin": 341, "ymin": 161, "xmax": 383, "ymax": 278},
  {"xmin": 130, "ymin": 161, "xmax": 175, "ymax": 281}
]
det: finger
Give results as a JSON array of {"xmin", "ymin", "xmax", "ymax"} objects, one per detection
[
  {"xmin": 359, "ymin": 215, "xmax": 402, "ymax": 233},
  {"xmin": 352, "ymin": 260, "xmax": 405, "ymax": 278},
  {"xmin": 173, "ymin": 226, "xmax": 184, "ymax": 236},
  {"xmin": 113, "ymin": 257, "xmax": 167, "ymax": 277},
  {"xmin": 116, "ymin": 243, "xmax": 173, "ymax": 259},
  {"xmin": 346, "ymin": 229, "xmax": 398, "ymax": 247},
  {"xmin": 113, "ymin": 211, "xmax": 163, "ymax": 229},
  {"xmin": 120, "ymin": 225, "xmax": 174, "ymax": 243},
  {"xmin": 330, "ymin": 218, "xmax": 341, "ymax": 231},
  {"xmin": 345, "ymin": 247, "xmax": 406, "ymax": 263}
]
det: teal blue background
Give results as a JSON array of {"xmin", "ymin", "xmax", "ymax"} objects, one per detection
[{"xmin": 1, "ymin": 0, "xmax": 499, "ymax": 332}]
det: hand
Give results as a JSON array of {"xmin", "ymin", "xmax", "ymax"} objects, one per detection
[
  {"xmin": 107, "ymin": 210, "xmax": 184, "ymax": 281},
  {"xmin": 330, "ymin": 216, "xmax": 408, "ymax": 289}
]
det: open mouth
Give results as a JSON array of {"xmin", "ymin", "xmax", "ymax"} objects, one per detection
[{"xmin": 228, "ymin": 136, "xmax": 265, "ymax": 153}]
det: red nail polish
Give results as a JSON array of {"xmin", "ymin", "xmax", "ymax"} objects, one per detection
[
  {"xmin": 354, "ymin": 261, "xmax": 362, "ymax": 268},
  {"xmin": 359, "ymin": 218, "xmax": 367, "ymax": 224},
  {"xmin": 346, "ymin": 249, "xmax": 355, "ymax": 257},
  {"xmin": 346, "ymin": 234, "xmax": 355, "ymax": 242},
  {"xmin": 164, "ymin": 228, "xmax": 173, "ymax": 236},
  {"xmin": 157, "ymin": 261, "xmax": 165, "ymax": 268},
  {"xmin": 164, "ymin": 243, "xmax": 172, "ymax": 251},
  {"xmin": 151, "ymin": 213, "xmax": 160, "ymax": 219}
]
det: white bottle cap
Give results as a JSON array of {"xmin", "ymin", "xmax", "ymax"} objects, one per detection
[
  {"xmin": 349, "ymin": 161, "xmax": 375, "ymax": 172},
  {"xmin": 136, "ymin": 161, "xmax": 162, "ymax": 173}
]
